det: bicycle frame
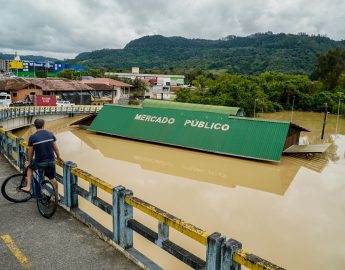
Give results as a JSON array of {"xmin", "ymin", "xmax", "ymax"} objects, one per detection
[
  {"xmin": 1, "ymin": 164, "xmax": 58, "ymax": 217},
  {"xmin": 31, "ymin": 169, "xmax": 45, "ymax": 198}
]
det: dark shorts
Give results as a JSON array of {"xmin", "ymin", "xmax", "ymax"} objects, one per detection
[{"xmin": 29, "ymin": 160, "xmax": 56, "ymax": 180}]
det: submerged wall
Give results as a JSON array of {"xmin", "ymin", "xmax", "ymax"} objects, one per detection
[{"xmin": 89, "ymin": 105, "xmax": 290, "ymax": 162}]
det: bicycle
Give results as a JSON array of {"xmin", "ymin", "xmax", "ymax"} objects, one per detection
[{"xmin": 1, "ymin": 166, "xmax": 58, "ymax": 218}]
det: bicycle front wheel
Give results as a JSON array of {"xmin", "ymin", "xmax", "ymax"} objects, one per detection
[
  {"xmin": 1, "ymin": 173, "xmax": 32, "ymax": 203},
  {"xmin": 37, "ymin": 180, "xmax": 57, "ymax": 218}
]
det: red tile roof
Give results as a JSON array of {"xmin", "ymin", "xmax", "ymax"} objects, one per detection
[
  {"xmin": 0, "ymin": 78, "xmax": 96, "ymax": 92},
  {"xmin": 0, "ymin": 78, "xmax": 30, "ymax": 90},
  {"xmin": 81, "ymin": 78, "xmax": 133, "ymax": 87},
  {"xmin": 27, "ymin": 78, "xmax": 94, "ymax": 91},
  {"xmin": 84, "ymin": 83, "xmax": 113, "ymax": 90}
]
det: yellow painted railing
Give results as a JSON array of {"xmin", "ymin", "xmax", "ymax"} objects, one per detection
[
  {"xmin": 126, "ymin": 195, "xmax": 210, "ymax": 245},
  {"xmin": 70, "ymin": 167, "xmax": 113, "ymax": 194},
  {"xmin": 0, "ymin": 128, "xmax": 285, "ymax": 270}
]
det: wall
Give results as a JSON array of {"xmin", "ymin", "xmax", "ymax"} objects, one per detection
[
  {"xmin": 11, "ymin": 88, "xmax": 43, "ymax": 102},
  {"xmin": 284, "ymin": 132, "xmax": 300, "ymax": 150}
]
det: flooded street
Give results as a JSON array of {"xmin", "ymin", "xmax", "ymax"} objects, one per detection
[{"xmin": 15, "ymin": 111, "xmax": 345, "ymax": 269}]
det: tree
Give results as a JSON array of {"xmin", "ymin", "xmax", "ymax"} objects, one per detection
[
  {"xmin": 312, "ymin": 47, "xmax": 345, "ymax": 90},
  {"xmin": 83, "ymin": 69, "xmax": 104, "ymax": 78},
  {"xmin": 58, "ymin": 69, "xmax": 78, "ymax": 79},
  {"xmin": 175, "ymin": 72, "xmax": 334, "ymax": 114},
  {"xmin": 131, "ymin": 78, "xmax": 147, "ymax": 98},
  {"xmin": 192, "ymin": 75, "xmax": 211, "ymax": 93},
  {"xmin": 35, "ymin": 69, "xmax": 47, "ymax": 78}
]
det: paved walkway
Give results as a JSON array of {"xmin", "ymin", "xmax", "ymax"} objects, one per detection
[{"xmin": 0, "ymin": 154, "xmax": 139, "ymax": 270}]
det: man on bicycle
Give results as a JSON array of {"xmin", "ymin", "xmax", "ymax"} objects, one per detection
[{"xmin": 21, "ymin": 118, "xmax": 61, "ymax": 195}]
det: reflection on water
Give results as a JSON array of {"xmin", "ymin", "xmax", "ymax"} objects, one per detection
[
  {"xmin": 70, "ymin": 129, "xmax": 299, "ymax": 195},
  {"xmin": 14, "ymin": 112, "xmax": 345, "ymax": 270}
]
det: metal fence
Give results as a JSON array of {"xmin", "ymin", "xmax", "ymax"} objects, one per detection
[
  {"xmin": 0, "ymin": 106, "xmax": 101, "ymax": 121},
  {"xmin": 0, "ymin": 127, "xmax": 285, "ymax": 270}
]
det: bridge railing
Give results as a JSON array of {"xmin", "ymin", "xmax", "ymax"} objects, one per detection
[
  {"xmin": 0, "ymin": 106, "xmax": 102, "ymax": 121},
  {"xmin": 0, "ymin": 128, "xmax": 285, "ymax": 270}
]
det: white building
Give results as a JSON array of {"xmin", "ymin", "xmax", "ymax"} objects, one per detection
[
  {"xmin": 81, "ymin": 77, "xmax": 133, "ymax": 104},
  {"xmin": 105, "ymin": 72, "xmax": 184, "ymax": 86},
  {"xmin": 105, "ymin": 68, "xmax": 185, "ymax": 100},
  {"xmin": 0, "ymin": 60, "xmax": 9, "ymax": 73}
]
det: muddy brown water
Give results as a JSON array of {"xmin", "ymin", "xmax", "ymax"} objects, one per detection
[{"xmin": 14, "ymin": 112, "xmax": 345, "ymax": 269}]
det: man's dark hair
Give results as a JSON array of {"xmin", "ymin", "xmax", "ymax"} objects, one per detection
[{"xmin": 34, "ymin": 118, "xmax": 45, "ymax": 129}]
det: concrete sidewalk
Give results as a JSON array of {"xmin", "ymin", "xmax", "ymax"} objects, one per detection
[{"xmin": 0, "ymin": 154, "xmax": 139, "ymax": 270}]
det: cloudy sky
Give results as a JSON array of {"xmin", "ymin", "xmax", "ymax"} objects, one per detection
[{"xmin": 0, "ymin": 0, "xmax": 344, "ymax": 59}]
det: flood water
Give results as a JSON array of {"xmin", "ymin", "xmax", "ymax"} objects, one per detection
[{"xmin": 15, "ymin": 111, "xmax": 345, "ymax": 270}]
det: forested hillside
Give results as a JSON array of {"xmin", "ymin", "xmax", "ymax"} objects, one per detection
[
  {"xmin": 0, "ymin": 53, "xmax": 58, "ymax": 62},
  {"xmin": 72, "ymin": 32, "xmax": 345, "ymax": 74},
  {"xmin": 175, "ymin": 71, "xmax": 345, "ymax": 116}
]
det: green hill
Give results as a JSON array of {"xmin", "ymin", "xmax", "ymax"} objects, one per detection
[
  {"xmin": 0, "ymin": 53, "xmax": 59, "ymax": 62},
  {"xmin": 73, "ymin": 32, "xmax": 345, "ymax": 74}
]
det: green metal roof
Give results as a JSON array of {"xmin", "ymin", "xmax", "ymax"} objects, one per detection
[
  {"xmin": 89, "ymin": 105, "xmax": 290, "ymax": 162},
  {"xmin": 143, "ymin": 99, "xmax": 244, "ymax": 116}
]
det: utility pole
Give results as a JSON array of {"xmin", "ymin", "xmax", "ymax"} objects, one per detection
[{"xmin": 321, "ymin": 103, "xmax": 328, "ymax": 140}]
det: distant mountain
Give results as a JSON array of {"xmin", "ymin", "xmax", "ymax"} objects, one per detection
[
  {"xmin": 0, "ymin": 53, "xmax": 59, "ymax": 62},
  {"xmin": 74, "ymin": 32, "xmax": 345, "ymax": 74}
]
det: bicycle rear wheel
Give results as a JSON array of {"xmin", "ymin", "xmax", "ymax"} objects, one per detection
[
  {"xmin": 1, "ymin": 173, "xmax": 32, "ymax": 203},
  {"xmin": 37, "ymin": 180, "xmax": 57, "ymax": 218}
]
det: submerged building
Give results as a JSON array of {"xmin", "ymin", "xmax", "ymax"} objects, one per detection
[{"xmin": 88, "ymin": 100, "xmax": 308, "ymax": 162}]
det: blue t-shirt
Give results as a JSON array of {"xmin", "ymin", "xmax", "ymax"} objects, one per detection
[{"xmin": 28, "ymin": 130, "xmax": 56, "ymax": 163}]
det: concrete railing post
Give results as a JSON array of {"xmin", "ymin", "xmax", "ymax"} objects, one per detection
[
  {"xmin": 4, "ymin": 131, "xmax": 12, "ymax": 159},
  {"xmin": 63, "ymin": 161, "xmax": 77, "ymax": 207},
  {"xmin": 112, "ymin": 186, "xmax": 133, "ymax": 249},
  {"xmin": 16, "ymin": 137, "xmax": 24, "ymax": 169},
  {"xmin": 112, "ymin": 185, "xmax": 125, "ymax": 244},
  {"xmin": 157, "ymin": 222, "xmax": 169, "ymax": 247},
  {"xmin": 3, "ymin": 131, "xmax": 8, "ymax": 155},
  {"xmin": 70, "ymin": 163, "xmax": 78, "ymax": 209},
  {"xmin": 0, "ymin": 132, "xmax": 4, "ymax": 153},
  {"xmin": 120, "ymin": 189, "xmax": 133, "ymax": 249},
  {"xmin": 206, "ymin": 232, "xmax": 226, "ymax": 270},
  {"xmin": 221, "ymin": 239, "xmax": 242, "ymax": 270},
  {"xmin": 89, "ymin": 182, "xmax": 97, "ymax": 203}
]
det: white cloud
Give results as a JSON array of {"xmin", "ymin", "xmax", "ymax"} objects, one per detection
[{"xmin": 0, "ymin": 0, "xmax": 344, "ymax": 59}]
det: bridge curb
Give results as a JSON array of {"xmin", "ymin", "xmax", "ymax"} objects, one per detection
[
  {"xmin": 1, "ymin": 151, "xmax": 151, "ymax": 270},
  {"xmin": 57, "ymin": 203, "xmax": 151, "ymax": 270}
]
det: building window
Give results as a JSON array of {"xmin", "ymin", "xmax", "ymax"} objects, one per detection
[
  {"xmin": 30, "ymin": 92, "xmax": 36, "ymax": 95},
  {"xmin": 12, "ymin": 93, "xmax": 17, "ymax": 97}
]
